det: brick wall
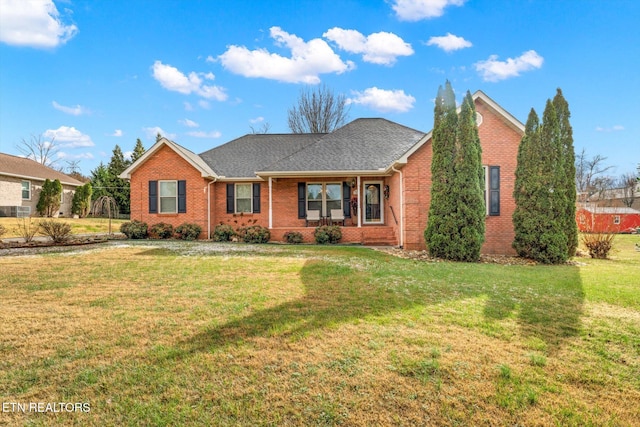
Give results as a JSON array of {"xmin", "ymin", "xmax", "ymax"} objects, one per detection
[{"xmin": 130, "ymin": 145, "xmax": 209, "ymax": 237}]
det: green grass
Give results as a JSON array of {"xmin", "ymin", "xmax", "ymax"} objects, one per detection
[{"xmin": 0, "ymin": 236, "xmax": 638, "ymax": 426}]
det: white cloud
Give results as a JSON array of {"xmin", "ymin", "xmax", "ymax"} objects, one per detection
[
  {"xmin": 187, "ymin": 130, "xmax": 222, "ymax": 138},
  {"xmin": 426, "ymin": 33, "xmax": 472, "ymax": 52},
  {"xmin": 111, "ymin": 129, "xmax": 123, "ymax": 137},
  {"xmin": 198, "ymin": 100, "xmax": 211, "ymax": 109},
  {"xmin": 56, "ymin": 151, "xmax": 94, "ymax": 160},
  {"xmin": 250, "ymin": 116, "xmax": 265, "ymax": 124},
  {"xmin": 0, "ymin": 0, "xmax": 78, "ymax": 48},
  {"xmin": 143, "ymin": 126, "xmax": 176, "ymax": 141},
  {"xmin": 323, "ymin": 28, "xmax": 413, "ymax": 65},
  {"xmin": 123, "ymin": 151, "xmax": 133, "ymax": 161},
  {"xmin": 184, "ymin": 102, "xmax": 194, "ymax": 111},
  {"xmin": 205, "ymin": 55, "xmax": 215, "ymax": 63},
  {"xmin": 392, "ymin": 0, "xmax": 466, "ymax": 21},
  {"xmin": 474, "ymin": 50, "xmax": 544, "ymax": 82},
  {"xmin": 43, "ymin": 126, "xmax": 94, "ymax": 148},
  {"xmin": 179, "ymin": 118, "xmax": 199, "ymax": 128},
  {"xmin": 151, "ymin": 61, "xmax": 227, "ymax": 101},
  {"xmin": 595, "ymin": 125, "xmax": 625, "ymax": 132},
  {"xmin": 52, "ymin": 101, "xmax": 90, "ymax": 116},
  {"xmin": 218, "ymin": 26, "xmax": 354, "ymax": 84},
  {"xmin": 346, "ymin": 87, "xmax": 416, "ymax": 113}
]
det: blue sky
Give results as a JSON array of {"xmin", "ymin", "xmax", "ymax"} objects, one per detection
[{"xmin": 0, "ymin": 0, "xmax": 638, "ymax": 177}]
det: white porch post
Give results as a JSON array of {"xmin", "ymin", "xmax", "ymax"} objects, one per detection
[
  {"xmin": 357, "ymin": 176, "xmax": 362, "ymax": 228},
  {"xmin": 268, "ymin": 177, "xmax": 273, "ymax": 229}
]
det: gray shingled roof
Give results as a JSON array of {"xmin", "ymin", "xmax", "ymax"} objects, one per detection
[
  {"xmin": 199, "ymin": 133, "xmax": 322, "ymax": 178},
  {"xmin": 197, "ymin": 118, "xmax": 426, "ymax": 178},
  {"xmin": 263, "ymin": 118, "xmax": 426, "ymax": 172}
]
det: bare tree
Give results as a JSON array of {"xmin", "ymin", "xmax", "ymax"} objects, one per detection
[
  {"xmin": 16, "ymin": 134, "xmax": 59, "ymax": 167},
  {"xmin": 287, "ymin": 84, "xmax": 350, "ymax": 133},
  {"xmin": 250, "ymin": 122, "xmax": 272, "ymax": 134},
  {"xmin": 618, "ymin": 172, "xmax": 637, "ymax": 208},
  {"xmin": 575, "ymin": 148, "xmax": 614, "ymax": 199}
]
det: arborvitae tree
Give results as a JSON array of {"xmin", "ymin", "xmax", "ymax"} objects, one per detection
[
  {"xmin": 424, "ymin": 81, "xmax": 458, "ymax": 259},
  {"xmin": 131, "ymin": 138, "xmax": 146, "ymax": 163},
  {"xmin": 447, "ymin": 91, "xmax": 485, "ymax": 261},
  {"xmin": 72, "ymin": 182, "xmax": 93, "ymax": 217},
  {"xmin": 553, "ymin": 89, "xmax": 578, "ymax": 257},
  {"xmin": 106, "ymin": 145, "xmax": 131, "ymax": 214},
  {"xmin": 90, "ymin": 163, "xmax": 110, "ymax": 200},
  {"xmin": 513, "ymin": 100, "xmax": 569, "ymax": 264},
  {"xmin": 36, "ymin": 179, "xmax": 63, "ymax": 217}
]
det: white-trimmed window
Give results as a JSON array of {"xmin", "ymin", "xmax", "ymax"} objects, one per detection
[
  {"xmin": 306, "ymin": 183, "xmax": 342, "ymax": 216},
  {"xmin": 613, "ymin": 215, "xmax": 620, "ymax": 225},
  {"xmin": 21, "ymin": 180, "xmax": 31, "ymax": 200},
  {"xmin": 363, "ymin": 181, "xmax": 383, "ymax": 224},
  {"xmin": 159, "ymin": 180, "xmax": 178, "ymax": 213},
  {"xmin": 235, "ymin": 183, "xmax": 252, "ymax": 213}
]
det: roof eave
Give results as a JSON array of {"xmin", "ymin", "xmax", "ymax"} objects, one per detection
[
  {"xmin": 256, "ymin": 169, "xmax": 391, "ymax": 178},
  {"xmin": 0, "ymin": 171, "xmax": 82, "ymax": 187}
]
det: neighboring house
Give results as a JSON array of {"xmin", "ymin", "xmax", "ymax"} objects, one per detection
[
  {"xmin": 120, "ymin": 91, "xmax": 524, "ymax": 254},
  {"xmin": 0, "ymin": 152, "xmax": 83, "ymax": 217},
  {"xmin": 577, "ymin": 206, "xmax": 640, "ymax": 233}
]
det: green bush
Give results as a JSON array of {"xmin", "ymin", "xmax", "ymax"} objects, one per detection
[
  {"xmin": 149, "ymin": 222, "xmax": 174, "ymax": 239},
  {"xmin": 314, "ymin": 225, "xmax": 342, "ymax": 244},
  {"xmin": 39, "ymin": 220, "xmax": 72, "ymax": 243},
  {"xmin": 212, "ymin": 224, "xmax": 235, "ymax": 242},
  {"xmin": 283, "ymin": 231, "xmax": 304, "ymax": 244},
  {"xmin": 120, "ymin": 220, "xmax": 148, "ymax": 239},
  {"xmin": 238, "ymin": 225, "xmax": 270, "ymax": 244},
  {"xmin": 175, "ymin": 223, "xmax": 202, "ymax": 241}
]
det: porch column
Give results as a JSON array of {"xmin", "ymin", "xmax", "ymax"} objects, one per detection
[
  {"xmin": 268, "ymin": 177, "xmax": 273, "ymax": 229},
  {"xmin": 357, "ymin": 176, "xmax": 361, "ymax": 227}
]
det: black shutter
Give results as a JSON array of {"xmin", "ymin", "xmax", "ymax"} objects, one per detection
[
  {"xmin": 343, "ymin": 182, "xmax": 351, "ymax": 218},
  {"xmin": 489, "ymin": 166, "xmax": 500, "ymax": 216},
  {"xmin": 149, "ymin": 181, "xmax": 158, "ymax": 213},
  {"xmin": 252, "ymin": 183, "xmax": 261, "ymax": 213},
  {"xmin": 298, "ymin": 182, "xmax": 306, "ymax": 219},
  {"xmin": 226, "ymin": 183, "xmax": 234, "ymax": 214},
  {"xmin": 178, "ymin": 180, "xmax": 186, "ymax": 213}
]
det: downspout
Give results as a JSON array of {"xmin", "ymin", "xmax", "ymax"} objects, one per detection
[
  {"xmin": 207, "ymin": 177, "xmax": 217, "ymax": 240},
  {"xmin": 268, "ymin": 177, "xmax": 273, "ymax": 229},
  {"xmin": 357, "ymin": 176, "xmax": 362, "ymax": 227},
  {"xmin": 391, "ymin": 166, "xmax": 404, "ymax": 249}
]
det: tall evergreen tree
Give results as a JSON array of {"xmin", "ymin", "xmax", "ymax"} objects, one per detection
[
  {"xmin": 447, "ymin": 92, "xmax": 485, "ymax": 261},
  {"xmin": 424, "ymin": 81, "xmax": 458, "ymax": 259},
  {"xmin": 36, "ymin": 179, "xmax": 63, "ymax": 217},
  {"xmin": 553, "ymin": 89, "xmax": 578, "ymax": 257},
  {"xmin": 131, "ymin": 138, "xmax": 146, "ymax": 163},
  {"xmin": 513, "ymin": 99, "xmax": 569, "ymax": 264},
  {"xmin": 106, "ymin": 145, "xmax": 131, "ymax": 214}
]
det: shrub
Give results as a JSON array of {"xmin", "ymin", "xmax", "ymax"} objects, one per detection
[
  {"xmin": 212, "ymin": 224, "xmax": 235, "ymax": 242},
  {"xmin": 283, "ymin": 231, "xmax": 304, "ymax": 244},
  {"xmin": 581, "ymin": 233, "xmax": 615, "ymax": 259},
  {"xmin": 16, "ymin": 218, "xmax": 40, "ymax": 243},
  {"xmin": 314, "ymin": 225, "xmax": 342, "ymax": 244},
  {"xmin": 39, "ymin": 220, "xmax": 72, "ymax": 243},
  {"xmin": 238, "ymin": 225, "xmax": 270, "ymax": 244},
  {"xmin": 149, "ymin": 222, "xmax": 174, "ymax": 239},
  {"xmin": 175, "ymin": 223, "xmax": 202, "ymax": 241},
  {"xmin": 0, "ymin": 224, "xmax": 6, "ymax": 238},
  {"xmin": 120, "ymin": 220, "xmax": 148, "ymax": 239}
]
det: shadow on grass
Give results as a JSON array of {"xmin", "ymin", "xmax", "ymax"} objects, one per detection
[{"xmin": 176, "ymin": 254, "xmax": 583, "ymax": 357}]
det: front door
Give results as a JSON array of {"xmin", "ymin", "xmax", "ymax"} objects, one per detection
[{"xmin": 364, "ymin": 182, "xmax": 382, "ymax": 224}]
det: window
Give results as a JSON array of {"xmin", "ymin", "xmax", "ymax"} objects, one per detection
[
  {"xmin": 236, "ymin": 183, "xmax": 252, "ymax": 213},
  {"xmin": 483, "ymin": 166, "xmax": 500, "ymax": 216},
  {"xmin": 306, "ymin": 183, "xmax": 342, "ymax": 216},
  {"xmin": 159, "ymin": 180, "xmax": 177, "ymax": 213},
  {"xmin": 21, "ymin": 180, "xmax": 31, "ymax": 200},
  {"xmin": 364, "ymin": 181, "xmax": 383, "ymax": 223},
  {"xmin": 613, "ymin": 215, "xmax": 620, "ymax": 225},
  {"xmin": 226, "ymin": 183, "xmax": 260, "ymax": 214}
]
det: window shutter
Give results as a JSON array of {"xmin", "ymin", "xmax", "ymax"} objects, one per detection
[
  {"xmin": 489, "ymin": 166, "xmax": 500, "ymax": 216},
  {"xmin": 252, "ymin": 183, "xmax": 261, "ymax": 213},
  {"xmin": 298, "ymin": 182, "xmax": 306, "ymax": 219},
  {"xmin": 226, "ymin": 183, "xmax": 234, "ymax": 214},
  {"xmin": 149, "ymin": 181, "xmax": 158, "ymax": 213},
  {"xmin": 342, "ymin": 182, "xmax": 351, "ymax": 218},
  {"xmin": 178, "ymin": 180, "xmax": 187, "ymax": 213}
]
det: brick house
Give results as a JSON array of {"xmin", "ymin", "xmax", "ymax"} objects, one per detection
[
  {"xmin": 0, "ymin": 152, "xmax": 83, "ymax": 217},
  {"xmin": 120, "ymin": 91, "xmax": 524, "ymax": 254}
]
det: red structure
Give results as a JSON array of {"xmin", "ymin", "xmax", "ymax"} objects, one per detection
[{"xmin": 576, "ymin": 207, "xmax": 640, "ymax": 233}]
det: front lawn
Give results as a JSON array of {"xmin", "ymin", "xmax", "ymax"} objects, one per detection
[
  {"xmin": 0, "ymin": 238, "xmax": 638, "ymax": 425},
  {"xmin": 0, "ymin": 217, "xmax": 126, "ymax": 239}
]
